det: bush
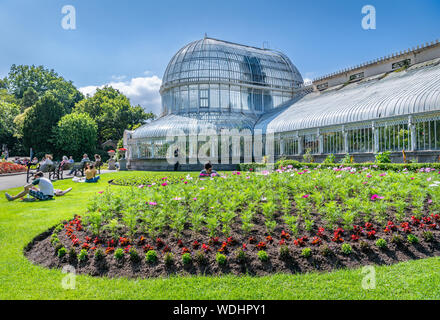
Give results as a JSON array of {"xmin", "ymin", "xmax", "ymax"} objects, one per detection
[
  {"xmin": 235, "ymin": 249, "xmax": 247, "ymax": 263},
  {"xmin": 54, "ymin": 112, "xmax": 98, "ymax": 160},
  {"xmin": 94, "ymin": 249, "xmax": 104, "ymax": 260},
  {"xmin": 182, "ymin": 253, "xmax": 192, "ymax": 265},
  {"xmin": 164, "ymin": 252, "xmax": 174, "ymax": 266},
  {"xmin": 375, "ymin": 238, "xmax": 387, "ymax": 249},
  {"xmin": 128, "ymin": 247, "xmax": 140, "ymax": 262},
  {"xmin": 57, "ymin": 247, "xmax": 67, "ymax": 258},
  {"xmin": 407, "ymin": 234, "xmax": 419, "ymax": 244},
  {"xmin": 145, "ymin": 250, "xmax": 158, "ymax": 263},
  {"xmin": 216, "ymin": 253, "xmax": 227, "ymax": 266},
  {"xmin": 114, "ymin": 248, "xmax": 124, "ymax": 260},
  {"xmin": 340, "ymin": 153, "xmax": 352, "ymax": 164},
  {"xmin": 279, "ymin": 245, "xmax": 290, "ymax": 260},
  {"xmin": 320, "ymin": 244, "xmax": 332, "ymax": 257},
  {"xmin": 301, "ymin": 247, "xmax": 312, "ymax": 258},
  {"xmin": 68, "ymin": 248, "xmax": 77, "ymax": 261},
  {"xmin": 238, "ymin": 163, "xmax": 269, "ymax": 172},
  {"xmin": 391, "ymin": 235, "xmax": 403, "ymax": 244},
  {"xmin": 422, "ymin": 231, "xmax": 434, "ymax": 242},
  {"xmin": 257, "ymin": 250, "xmax": 269, "ymax": 262},
  {"xmin": 78, "ymin": 249, "xmax": 88, "ymax": 261},
  {"xmin": 375, "ymin": 151, "xmax": 391, "ymax": 164},
  {"xmin": 359, "ymin": 241, "xmax": 370, "ymax": 252},
  {"xmin": 341, "ymin": 243, "xmax": 352, "ymax": 255},
  {"xmin": 323, "ymin": 154, "xmax": 336, "ymax": 164},
  {"xmin": 195, "ymin": 250, "xmax": 207, "ymax": 264}
]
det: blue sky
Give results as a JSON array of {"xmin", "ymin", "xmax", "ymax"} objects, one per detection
[{"xmin": 1, "ymin": 0, "xmax": 439, "ymax": 114}]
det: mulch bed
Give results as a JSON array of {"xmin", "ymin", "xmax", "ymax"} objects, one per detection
[{"xmin": 24, "ymin": 213, "xmax": 440, "ymax": 279}]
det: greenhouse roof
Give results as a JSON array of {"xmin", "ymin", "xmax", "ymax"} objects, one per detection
[{"xmin": 255, "ymin": 60, "xmax": 440, "ymax": 134}]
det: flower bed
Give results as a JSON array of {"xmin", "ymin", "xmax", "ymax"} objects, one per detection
[
  {"xmin": 0, "ymin": 162, "xmax": 27, "ymax": 174},
  {"xmin": 26, "ymin": 168, "xmax": 440, "ymax": 278}
]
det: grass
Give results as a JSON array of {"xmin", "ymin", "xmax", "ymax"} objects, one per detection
[{"xmin": 0, "ymin": 171, "xmax": 439, "ymax": 299}]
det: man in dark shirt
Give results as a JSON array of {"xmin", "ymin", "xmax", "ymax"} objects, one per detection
[{"xmin": 199, "ymin": 162, "xmax": 219, "ymax": 178}]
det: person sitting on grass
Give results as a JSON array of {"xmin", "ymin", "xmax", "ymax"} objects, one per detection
[
  {"xmin": 5, "ymin": 172, "xmax": 72, "ymax": 202},
  {"xmin": 85, "ymin": 163, "xmax": 100, "ymax": 183},
  {"xmin": 199, "ymin": 162, "xmax": 219, "ymax": 178}
]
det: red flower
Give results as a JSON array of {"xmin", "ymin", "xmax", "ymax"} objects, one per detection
[
  {"xmin": 400, "ymin": 222, "xmax": 412, "ymax": 233},
  {"xmin": 156, "ymin": 238, "xmax": 164, "ymax": 248},
  {"xmin": 281, "ymin": 230, "xmax": 290, "ymax": 240},
  {"xmin": 364, "ymin": 222, "xmax": 374, "ymax": 230},
  {"xmin": 119, "ymin": 237, "xmax": 130, "ymax": 246},
  {"xmin": 107, "ymin": 239, "xmax": 115, "ymax": 247},
  {"xmin": 93, "ymin": 237, "xmax": 100, "ymax": 244},
  {"xmin": 105, "ymin": 247, "xmax": 115, "ymax": 254},
  {"xmin": 242, "ymin": 243, "xmax": 247, "ymax": 250},
  {"xmin": 124, "ymin": 245, "xmax": 132, "ymax": 253},
  {"xmin": 138, "ymin": 236, "xmax": 146, "ymax": 245},
  {"xmin": 209, "ymin": 237, "xmax": 220, "ymax": 245},
  {"xmin": 181, "ymin": 247, "xmax": 190, "ymax": 254},
  {"xmin": 317, "ymin": 227, "xmax": 325, "ymax": 238},
  {"xmin": 266, "ymin": 235, "xmax": 273, "ymax": 243},
  {"xmin": 311, "ymin": 236, "xmax": 322, "ymax": 245},
  {"xmin": 256, "ymin": 242, "xmax": 267, "ymax": 249},
  {"xmin": 162, "ymin": 245, "xmax": 171, "ymax": 253},
  {"xmin": 202, "ymin": 243, "xmax": 210, "ymax": 252},
  {"xmin": 85, "ymin": 236, "xmax": 91, "ymax": 242},
  {"xmin": 351, "ymin": 234, "xmax": 360, "ymax": 241},
  {"xmin": 143, "ymin": 244, "xmax": 154, "ymax": 252},
  {"xmin": 82, "ymin": 242, "xmax": 90, "ymax": 250},
  {"xmin": 192, "ymin": 240, "xmax": 200, "ymax": 249},
  {"xmin": 279, "ymin": 239, "xmax": 286, "ymax": 246},
  {"xmin": 367, "ymin": 230, "xmax": 376, "ymax": 239},
  {"xmin": 177, "ymin": 240, "xmax": 183, "ymax": 247},
  {"xmin": 227, "ymin": 237, "xmax": 235, "ymax": 245},
  {"xmin": 248, "ymin": 236, "xmax": 256, "ymax": 244},
  {"xmin": 411, "ymin": 216, "xmax": 420, "ymax": 226}
]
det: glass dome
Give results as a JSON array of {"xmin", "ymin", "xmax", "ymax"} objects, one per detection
[{"xmin": 160, "ymin": 37, "xmax": 303, "ymax": 116}]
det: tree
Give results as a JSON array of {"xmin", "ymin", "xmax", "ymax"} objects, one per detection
[
  {"xmin": 7, "ymin": 64, "xmax": 83, "ymax": 112},
  {"xmin": 54, "ymin": 113, "xmax": 98, "ymax": 160},
  {"xmin": 74, "ymin": 86, "xmax": 155, "ymax": 144},
  {"xmin": 0, "ymin": 100, "xmax": 21, "ymax": 153},
  {"xmin": 21, "ymin": 87, "xmax": 39, "ymax": 110},
  {"xmin": 22, "ymin": 93, "xmax": 65, "ymax": 157}
]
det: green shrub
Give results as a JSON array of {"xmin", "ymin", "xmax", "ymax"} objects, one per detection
[
  {"xmin": 78, "ymin": 249, "xmax": 88, "ymax": 261},
  {"xmin": 182, "ymin": 253, "xmax": 192, "ymax": 265},
  {"xmin": 301, "ymin": 247, "xmax": 312, "ymax": 258},
  {"xmin": 114, "ymin": 248, "xmax": 124, "ymax": 260},
  {"xmin": 375, "ymin": 238, "xmax": 387, "ymax": 249},
  {"xmin": 164, "ymin": 252, "xmax": 174, "ymax": 266},
  {"xmin": 359, "ymin": 241, "xmax": 370, "ymax": 252},
  {"xmin": 194, "ymin": 250, "xmax": 207, "ymax": 264},
  {"xmin": 375, "ymin": 151, "xmax": 391, "ymax": 164},
  {"xmin": 341, "ymin": 243, "xmax": 352, "ymax": 255},
  {"xmin": 216, "ymin": 253, "xmax": 227, "ymax": 265},
  {"xmin": 128, "ymin": 247, "xmax": 140, "ymax": 261},
  {"xmin": 407, "ymin": 234, "xmax": 419, "ymax": 244},
  {"xmin": 145, "ymin": 250, "xmax": 158, "ymax": 263},
  {"xmin": 235, "ymin": 249, "xmax": 247, "ymax": 263},
  {"xmin": 320, "ymin": 244, "xmax": 332, "ymax": 257},
  {"xmin": 68, "ymin": 248, "xmax": 77, "ymax": 260},
  {"xmin": 279, "ymin": 245, "xmax": 290, "ymax": 260},
  {"xmin": 57, "ymin": 247, "xmax": 67, "ymax": 258},
  {"xmin": 340, "ymin": 153, "xmax": 352, "ymax": 164},
  {"xmin": 323, "ymin": 154, "xmax": 336, "ymax": 164},
  {"xmin": 422, "ymin": 231, "xmax": 434, "ymax": 242},
  {"xmin": 94, "ymin": 249, "xmax": 104, "ymax": 261},
  {"xmin": 238, "ymin": 163, "xmax": 269, "ymax": 172},
  {"xmin": 257, "ymin": 250, "xmax": 269, "ymax": 262},
  {"xmin": 391, "ymin": 234, "xmax": 403, "ymax": 244},
  {"xmin": 53, "ymin": 224, "xmax": 64, "ymax": 233}
]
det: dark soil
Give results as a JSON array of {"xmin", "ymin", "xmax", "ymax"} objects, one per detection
[{"xmin": 24, "ymin": 212, "xmax": 440, "ymax": 279}]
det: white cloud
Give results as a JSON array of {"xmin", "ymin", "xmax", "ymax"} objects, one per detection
[{"xmin": 79, "ymin": 75, "xmax": 162, "ymax": 115}]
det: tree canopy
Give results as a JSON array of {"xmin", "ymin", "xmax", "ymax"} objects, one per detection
[
  {"xmin": 74, "ymin": 86, "xmax": 154, "ymax": 144},
  {"xmin": 54, "ymin": 113, "xmax": 98, "ymax": 160}
]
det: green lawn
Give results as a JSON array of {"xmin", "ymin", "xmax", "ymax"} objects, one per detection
[{"xmin": 0, "ymin": 171, "xmax": 439, "ymax": 299}]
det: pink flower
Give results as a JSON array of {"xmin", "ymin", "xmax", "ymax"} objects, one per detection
[
  {"xmin": 161, "ymin": 182, "xmax": 168, "ymax": 186},
  {"xmin": 147, "ymin": 201, "xmax": 157, "ymax": 206},
  {"xmin": 370, "ymin": 194, "xmax": 384, "ymax": 201},
  {"xmin": 302, "ymin": 194, "xmax": 310, "ymax": 198},
  {"xmin": 98, "ymin": 191, "xmax": 104, "ymax": 194}
]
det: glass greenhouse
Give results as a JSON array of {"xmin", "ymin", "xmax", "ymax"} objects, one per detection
[{"xmin": 125, "ymin": 37, "xmax": 440, "ymax": 169}]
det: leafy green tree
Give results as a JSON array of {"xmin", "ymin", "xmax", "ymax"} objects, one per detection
[
  {"xmin": 7, "ymin": 64, "xmax": 83, "ymax": 112},
  {"xmin": 0, "ymin": 99, "xmax": 21, "ymax": 153},
  {"xmin": 54, "ymin": 113, "xmax": 98, "ymax": 159},
  {"xmin": 21, "ymin": 87, "xmax": 39, "ymax": 110},
  {"xmin": 22, "ymin": 93, "xmax": 65, "ymax": 156},
  {"xmin": 74, "ymin": 86, "xmax": 154, "ymax": 144}
]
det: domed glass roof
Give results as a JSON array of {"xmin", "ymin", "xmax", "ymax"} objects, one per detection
[{"xmin": 161, "ymin": 37, "xmax": 303, "ymax": 92}]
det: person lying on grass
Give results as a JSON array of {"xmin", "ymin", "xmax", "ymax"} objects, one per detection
[
  {"xmin": 199, "ymin": 161, "xmax": 219, "ymax": 178},
  {"xmin": 85, "ymin": 163, "xmax": 100, "ymax": 183},
  {"xmin": 5, "ymin": 171, "xmax": 72, "ymax": 202}
]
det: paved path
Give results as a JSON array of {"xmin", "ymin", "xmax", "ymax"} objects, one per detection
[{"xmin": 0, "ymin": 170, "xmax": 117, "ymax": 191}]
